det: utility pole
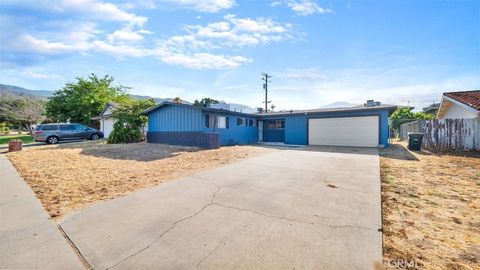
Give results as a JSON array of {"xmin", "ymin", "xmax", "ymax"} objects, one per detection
[{"xmin": 262, "ymin": 72, "xmax": 272, "ymax": 113}]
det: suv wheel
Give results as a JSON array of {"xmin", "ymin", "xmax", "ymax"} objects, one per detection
[
  {"xmin": 90, "ymin": 133, "xmax": 100, "ymax": 140},
  {"xmin": 47, "ymin": 136, "xmax": 59, "ymax": 144}
]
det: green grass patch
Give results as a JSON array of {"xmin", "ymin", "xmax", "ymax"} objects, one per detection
[{"xmin": 0, "ymin": 134, "xmax": 34, "ymax": 145}]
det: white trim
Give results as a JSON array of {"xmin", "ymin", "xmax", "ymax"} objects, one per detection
[{"xmin": 437, "ymin": 95, "xmax": 479, "ymax": 119}]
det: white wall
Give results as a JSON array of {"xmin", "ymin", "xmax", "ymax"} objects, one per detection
[
  {"xmin": 439, "ymin": 103, "xmax": 478, "ymax": 119},
  {"xmin": 101, "ymin": 118, "xmax": 115, "ymax": 138}
]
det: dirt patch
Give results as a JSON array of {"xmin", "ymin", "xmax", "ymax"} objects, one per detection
[
  {"xmin": 7, "ymin": 141, "xmax": 274, "ymax": 219},
  {"xmin": 380, "ymin": 142, "xmax": 480, "ymax": 270}
]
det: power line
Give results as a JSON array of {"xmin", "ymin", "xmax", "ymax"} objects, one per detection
[{"xmin": 262, "ymin": 72, "xmax": 272, "ymax": 113}]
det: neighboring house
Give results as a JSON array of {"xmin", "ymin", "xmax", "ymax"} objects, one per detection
[
  {"xmin": 92, "ymin": 102, "xmax": 118, "ymax": 138},
  {"xmin": 143, "ymin": 101, "xmax": 397, "ymax": 149},
  {"xmin": 401, "ymin": 90, "xmax": 480, "ymax": 150},
  {"xmin": 436, "ymin": 90, "xmax": 480, "ymax": 119}
]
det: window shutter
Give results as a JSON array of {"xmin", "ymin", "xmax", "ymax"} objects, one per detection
[
  {"xmin": 226, "ymin": 117, "xmax": 229, "ymax": 129},
  {"xmin": 205, "ymin": 115, "xmax": 210, "ymax": 128}
]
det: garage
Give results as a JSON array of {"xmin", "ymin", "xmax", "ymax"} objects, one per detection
[{"xmin": 308, "ymin": 116, "xmax": 379, "ymax": 147}]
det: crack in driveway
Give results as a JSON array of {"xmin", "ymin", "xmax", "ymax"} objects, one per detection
[
  {"xmin": 195, "ymin": 241, "xmax": 224, "ymax": 270},
  {"xmin": 104, "ymin": 179, "xmax": 378, "ymax": 270},
  {"xmin": 212, "ymin": 202, "xmax": 378, "ymax": 231},
  {"xmin": 105, "ymin": 201, "xmax": 215, "ymax": 270}
]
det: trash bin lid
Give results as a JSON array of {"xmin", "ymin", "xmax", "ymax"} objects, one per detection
[{"xmin": 408, "ymin": 132, "xmax": 424, "ymax": 138}]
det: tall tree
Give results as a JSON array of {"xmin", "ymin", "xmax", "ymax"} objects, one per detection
[
  {"xmin": 173, "ymin": 97, "xmax": 182, "ymax": 104},
  {"xmin": 46, "ymin": 74, "xmax": 130, "ymax": 125},
  {"xmin": 193, "ymin": 97, "xmax": 219, "ymax": 107},
  {"xmin": 0, "ymin": 94, "xmax": 46, "ymax": 133},
  {"xmin": 390, "ymin": 107, "xmax": 434, "ymax": 131}
]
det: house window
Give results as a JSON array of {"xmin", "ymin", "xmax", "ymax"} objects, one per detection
[
  {"xmin": 206, "ymin": 115, "xmax": 229, "ymax": 129},
  {"xmin": 268, "ymin": 120, "xmax": 285, "ymax": 129},
  {"xmin": 217, "ymin": 116, "xmax": 227, "ymax": 128},
  {"xmin": 237, "ymin": 118, "xmax": 246, "ymax": 126},
  {"xmin": 248, "ymin": 119, "xmax": 256, "ymax": 126}
]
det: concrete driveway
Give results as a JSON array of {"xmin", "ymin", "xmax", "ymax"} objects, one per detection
[{"xmin": 60, "ymin": 146, "xmax": 382, "ymax": 270}]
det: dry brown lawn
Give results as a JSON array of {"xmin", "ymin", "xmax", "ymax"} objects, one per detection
[
  {"xmin": 380, "ymin": 142, "xmax": 480, "ymax": 270},
  {"xmin": 7, "ymin": 141, "xmax": 274, "ymax": 219}
]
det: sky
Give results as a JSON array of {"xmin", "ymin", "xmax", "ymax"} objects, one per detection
[{"xmin": 0, "ymin": 0, "xmax": 479, "ymax": 111}]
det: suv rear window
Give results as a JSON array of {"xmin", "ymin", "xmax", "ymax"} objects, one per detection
[{"xmin": 41, "ymin": 125, "xmax": 59, "ymax": 131}]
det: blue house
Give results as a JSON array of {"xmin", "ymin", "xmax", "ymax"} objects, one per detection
[{"xmin": 144, "ymin": 101, "xmax": 397, "ymax": 149}]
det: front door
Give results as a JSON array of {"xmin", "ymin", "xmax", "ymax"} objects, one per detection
[{"xmin": 258, "ymin": 120, "xmax": 263, "ymax": 141}]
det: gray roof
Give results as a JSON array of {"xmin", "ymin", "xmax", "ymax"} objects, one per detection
[
  {"xmin": 255, "ymin": 104, "xmax": 398, "ymax": 117},
  {"xmin": 143, "ymin": 101, "xmax": 255, "ymax": 117},
  {"xmin": 143, "ymin": 101, "xmax": 398, "ymax": 118}
]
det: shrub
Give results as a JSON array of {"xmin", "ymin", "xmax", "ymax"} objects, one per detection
[
  {"xmin": 0, "ymin": 123, "xmax": 10, "ymax": 135},
  {"xmin": 108, "ymin": 99, "xmax": 155, "ymax": 144}
]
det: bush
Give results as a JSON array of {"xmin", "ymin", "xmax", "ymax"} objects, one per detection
[
  {"xmin": 108, "ymin": 119, "xmax": 143, "ymax": 143},
  {"xmin": 108, "ymin": 99, "xmax": 155, "ymax": 144},
  {"xmin": 0, "ymin": 123, "xmax": 10, "ymax": 135}
]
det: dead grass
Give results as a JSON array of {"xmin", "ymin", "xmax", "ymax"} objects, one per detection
[
  {"xmin": 7, "ymin": 141, "xmax": 274, "ymax": 219},
  {"xmin": 380, "ymin": 142, "xmax": 480, "ymax": 270}
]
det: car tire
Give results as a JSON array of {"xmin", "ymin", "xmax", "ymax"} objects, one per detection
[
  {"xmin": 90, "ymin": 133, "xmax": 100, "ymax": 140},
  {"xmin": 46, "ymin": 136, "xmax": 59, "ymax": 144}
]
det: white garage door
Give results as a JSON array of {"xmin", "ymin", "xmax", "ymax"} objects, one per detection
[{"xmin": 308, "ymin": 116, "xmax": 379, "ymax": 147}]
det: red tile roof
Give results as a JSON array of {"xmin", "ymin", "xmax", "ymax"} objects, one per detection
[{"xmin": 444, "ymin": 90, "xmax": 480, "ymax": 111}]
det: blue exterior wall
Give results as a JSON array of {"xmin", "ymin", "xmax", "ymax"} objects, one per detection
[
  {"xmin": 379, "ymin": 110, "xmax": 390, "ymax": 147},
  {"xmin": 261, "ymin": 118, "xmax": 285, "ymax": 142},
  {"xmin": 148, "ymin": 105, "xmax": 203, "ymax": 132},
  {"xmin": 285, "ymin": 116, "xmax": 308, "ymax": 145},
  {"xmin": 146, "ymin": 103, "xmax": 392, "ymax": 147},
  {"xmin": 202, "ymin": 112, "xmax": 258, "ymax": 146}
]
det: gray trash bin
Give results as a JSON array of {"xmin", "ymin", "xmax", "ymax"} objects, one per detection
[{"xmin": 408, "ymin": 132, "xmax": 423, "ymax": 151}]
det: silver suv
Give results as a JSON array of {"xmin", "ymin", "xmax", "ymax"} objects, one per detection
[{"xmin": 33, "ymin": 123, "xmax": 104, "ymax": 144}]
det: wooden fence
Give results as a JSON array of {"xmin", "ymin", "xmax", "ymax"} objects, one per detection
[{"xmin": 400, "ymin": 118, "xmax": 479, "ymax": 151}]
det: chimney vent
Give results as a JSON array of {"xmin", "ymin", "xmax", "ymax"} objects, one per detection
[{"xmin": 365, "ymin": 100, "xmax": 381, "ymax": 107}]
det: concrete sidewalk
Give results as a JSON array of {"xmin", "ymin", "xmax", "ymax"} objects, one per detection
[{"xmin": 0, "ymin": 154, "xmax": 84, "ymax": 269}]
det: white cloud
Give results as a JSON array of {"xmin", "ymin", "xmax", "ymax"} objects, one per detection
[
  {"xmin": 5, "ymin": 0, "xmax": 148, "ymax": 26},
  {"xmin": 58, "ymin": 0, "xmax": 147, "ymax": 26},
  {"xmin": 1, "ymin": 1, "xmax": 293, "ymax": 70},
  {"xmin": 92, "ymin": 41, "xmax": 149, "ymax": 58},
  {"xmin": 141, "ymin": 15, "xmax": 294, "ymax": 68},
  {"xmin": 19, "ymin": 67, "xmax": 64, "ymax": 80},
  {"xmin": 157, "ymin": 52, "xmax": 251, "ymax": 69},
  {"xmin": 271, "ymin": 1, "xmax": 282, "ymax": 7},
  {"xmin": 7, "ymin": 22, "xmax": 99, "ymax": 55},
  {"xmin": 16, "ymin": 35, "xmax": 80, "ymax": 54},
  {"xmin": 108, "ymin": 27, "xmax": 152, "ymax": 43},
  {"xmin": 286, "ymin": 0, "xmax": 333, "ymax": 16},
  {"xmin": 108, "ymin": 30, "xmax": 144, "ymax": 42},
  {"xmin": 186, "ymin": 14, "xmax": 293, "ymax": 47},
  {"xmin": 274, "ymin": 67, "xmax": 327, "ymax": 81},
  {"xmin": 157, "ymin": 0, "xmax": 235, "ymax": 12}
]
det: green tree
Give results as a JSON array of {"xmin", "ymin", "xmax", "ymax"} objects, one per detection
[
  {"xmin": 46, "ymin": 74, "xmax": 130, "ymax": 125},
  {"xmin": 193, "ymin": 97, "xmax": 219, "ymax": 107},
  {"xmin": 108, "ymin": 98, "xmax": 156, "ymax": 144},
  {"xmin": 390, "ymin": 107, "xmax": 434, "ymax": 131}
]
